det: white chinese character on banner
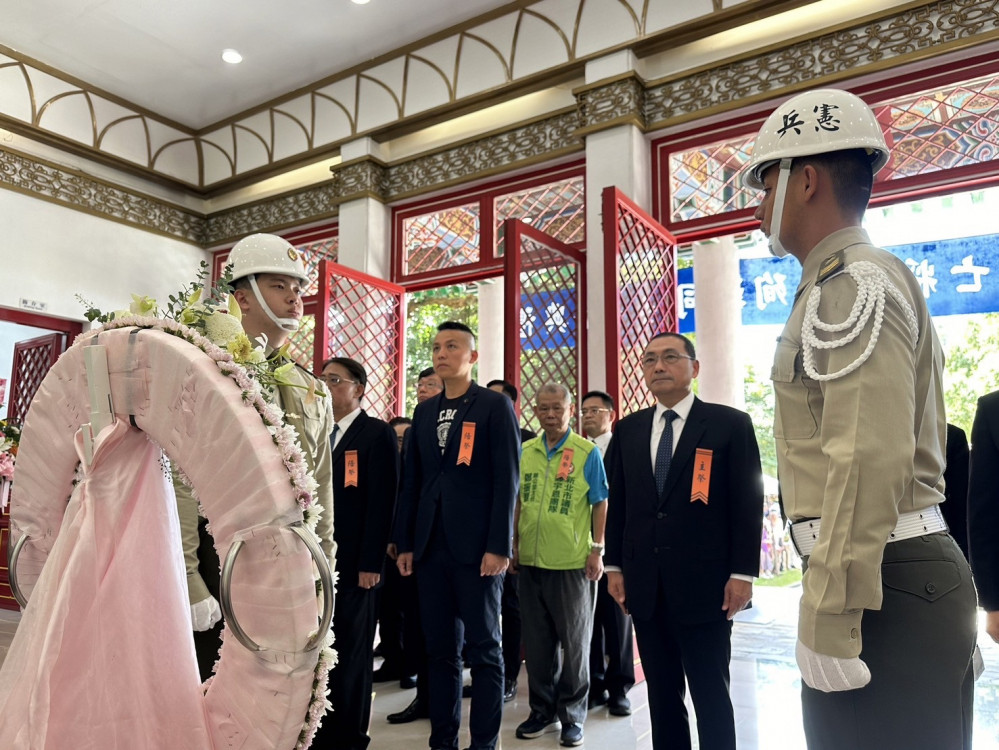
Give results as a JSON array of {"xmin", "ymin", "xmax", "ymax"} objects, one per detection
[
  {"xmin": 544, "ymin": 302, "xmax": 568, "ymax": 333},
  {"xmin": 521, "ymin": 306, "xmax": 536, "ymax": 338},
  {"xmin": 677, "ymin": 283, "xmax": 695, "ymax": 320},
  {"xmin": 753, "ymin": 272, "xmax": 789, "ymax": 311},
  {"xmin": 950, "ymin": 255, "xmax": 990, "ymax": 293},
  {"xmin": 905, "ymin": 258, "xmax": 938, "ymax": 298}
]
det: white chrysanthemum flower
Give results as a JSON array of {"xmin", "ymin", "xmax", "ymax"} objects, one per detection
[{"xmin": 204, "ymin": 310, "xmax": 244, "ymax": 346}]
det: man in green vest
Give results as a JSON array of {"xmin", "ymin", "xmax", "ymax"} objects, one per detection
[{"xmin": 513, "ymin": 383, "xmax": 607, "ymax": 748}]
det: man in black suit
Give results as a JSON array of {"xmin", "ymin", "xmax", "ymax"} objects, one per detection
[
  {"xmin": 970, "ymin": 390, "xmax": 999, "ymax": 644},
  {"xmin": 944, "ymin": 423, "xmax": 970, "ymax": 558},
  {"xmin": 396, "ymin": 321, "xmax": 521, "ymax": 750},
  {"xmin": 605, "ymin": 332, "xmax": 762, "ymax": 750},
  {"xmin": 311, "ymin": 356, "xmax": 398, "ymax": 750}
]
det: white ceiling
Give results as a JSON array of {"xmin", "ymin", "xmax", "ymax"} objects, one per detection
[{"xmin": 3, "ymin": 0, "xmax": 515, "ymax": 130}]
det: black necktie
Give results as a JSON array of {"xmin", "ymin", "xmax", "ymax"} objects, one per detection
[
  {"xmin": 331, "ymin": 423, "xmax": 340, "ymax": 448},
  {"xmin": 654, "ymin": 410, "xmax": 678, "ymax": 495}
]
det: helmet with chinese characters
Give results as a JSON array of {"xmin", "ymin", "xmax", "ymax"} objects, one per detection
[
  {"xmin": 742, "ymin": 89, "xmax": 890, "ymax": 190},
  {"xmin": 229, "ymin": 233, "xmax": 309, "ymax": 285}
]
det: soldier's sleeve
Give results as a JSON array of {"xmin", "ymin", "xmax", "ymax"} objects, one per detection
[
  {"xmin": 798, "ymin": 260, "xmax": 919, "ymax": 659},
  {"xmin": 172, "ymin": 467, "xmax": 212, "ymax": 605}
]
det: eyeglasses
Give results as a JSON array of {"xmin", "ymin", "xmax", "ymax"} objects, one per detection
[
  {"xmin": 580, "ymin": 407, "xmax": 610, "ymax": 416},
  {"xmin": 641, "ymin": 352, "xmax": 694, "ymax": 367},
  {"xmin": 321, "ymin": 374, "xmax": 359, "ymax": 386}
]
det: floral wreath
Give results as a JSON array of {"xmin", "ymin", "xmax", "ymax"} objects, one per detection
[{"xmin": 79, "ymin": 262, "xmax": 336, "ymax": 748}]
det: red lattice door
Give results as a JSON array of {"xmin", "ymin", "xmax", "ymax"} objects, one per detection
[
  {"xmin": 602, "ymin": 186, "xmax": 678, "ymax": 417},
  {"xmin": 503, "ymin": 218, "xmax": 586, "ymax": 429},
  {"xmin": 315, "ymin": 260, "xmax": 405, "ymax": 422},
  {"xmin": 3, "ymin": 331, "xmax": 66, "ymax": 610}
]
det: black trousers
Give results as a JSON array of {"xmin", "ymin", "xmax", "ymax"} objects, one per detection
[
  {"xmin": 801, "ymin": 533, "xmax": 976, "ymax": 750},
  {"xmin": 631, "ymin": 576, "xmax": 735, "ymax": 750},
  {"xmin": 312, "ymin": 585, "xmax": 378, "ymax": 750},
  {"xmin": 589, "ymin": 574, "xmax": 635, "ymax": 697}
]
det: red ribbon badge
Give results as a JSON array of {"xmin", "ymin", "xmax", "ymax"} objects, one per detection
[
  {"xmin": 691, "ymin": 448, "xmax": 712, "ymax": 505},
  {"xmin": 457, "ymin": 423, "xmax": 475, "ymax": 466},
  {"xmin": 557, "ymin": 448, "xmax": 575, "ymax": 480},
  {"xmin": 345, "ymin": 450, "xmax": 359, "ymax": 487}
]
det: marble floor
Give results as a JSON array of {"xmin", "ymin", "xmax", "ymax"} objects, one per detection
[{"xmin": 3, "ymin": 585, "xmax": 999, "ymax": 748}]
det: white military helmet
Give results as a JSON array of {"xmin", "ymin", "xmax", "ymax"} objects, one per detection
[
  {"xmin": 742, "ymin": 89, "xmax": 890, "ymax": 257},
  {"xmin": 229, "ymin": 233, "xmax": 309, "ymax": 285},
  {"xmin": 229, "ymin": 233, "xmax": 309, "ymax": 332}
]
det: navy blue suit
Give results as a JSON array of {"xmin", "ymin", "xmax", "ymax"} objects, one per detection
[
  {"xmin": 396, "ymin": 381, "xmax": 520, "ymax": 750},
  {"xmin": 605, "ymin": 397, "xmax": 762, "ymax": 750},
  {"xmin": 312, "ymin": 410, "xmax": 398, "ymax": 750},
  {"xmin": 969, "ymin": 391, "xmax": 999, "ymax": 611}
]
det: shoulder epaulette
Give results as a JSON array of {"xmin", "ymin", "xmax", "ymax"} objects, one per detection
[{"xmin": 816, "ymin": 249, "xmax": 846, "ymax": 284}]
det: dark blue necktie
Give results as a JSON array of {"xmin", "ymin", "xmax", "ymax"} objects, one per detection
[
  {"xmin": 330, "ymin": 423, "xmax": 340, "ymax": 449},
  {"xmin": 654, "ymin": 410, "xmax": 678, "ymax": 496}
]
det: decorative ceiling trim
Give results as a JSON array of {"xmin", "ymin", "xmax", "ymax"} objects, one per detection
[
  {"xmin": 643, "ymin": 0, "xmax": 999, "ymax": 129},
  {"xmin": 0, "ymin": 145, "xmax": 204, "ymax": 243},
  {"xmin": 0, "ymin": 0, "xmax": 813, "ymax": 192}
]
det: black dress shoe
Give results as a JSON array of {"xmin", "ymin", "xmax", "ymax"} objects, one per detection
[
  {"xmin": 400, "ymin": 674, "xmax": 418, "ymax": 689},
  {"xmin": 503, "ymin": 679, "xmax": 518, "ymax": 702},
  {"xmin": 587, "ymin": 689, "xmax": 609, "ymax": 710},
  {"xmin": 387, "ymin": 697, "xmax": 429, "ymax": 724},
  {"xmin": 607, "ymin": 693, "xmax": 632, "ymax": 716},
  {"xmin": 372, "ymin": 665, "xmax": 401, "ymax": 683}
]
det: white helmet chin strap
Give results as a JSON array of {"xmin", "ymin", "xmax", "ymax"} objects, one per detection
[
  {"xmin": 767, "ymin": 158, "xmax": 794, "ymax": 259},
  {"xmin": 248, "ymin": 275, "xmax": 301, "ymax": 332}
]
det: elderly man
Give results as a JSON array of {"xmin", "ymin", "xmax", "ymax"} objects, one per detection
[
  {"xmin": 513, "ymin": 383, "xmax": 607, "ymax": 748},
  {"xmin": 745, "ymin": 88, "xmax": 976, "ymax": 748}
]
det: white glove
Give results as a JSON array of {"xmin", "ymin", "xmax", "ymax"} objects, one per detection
[
  {"xmin": 191, "ymin": 595, "xmax": 223, "ymax": 632},
  {"xmin": 974, "ymin": 644, "xmax": 985, "ymax": 681},
  {"xmin": 796, "ymin": 640, "xmax": 871, "ymax": 692}
]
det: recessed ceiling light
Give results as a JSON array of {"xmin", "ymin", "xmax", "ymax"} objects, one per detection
[
  {"xmin": 351, "ymin": 0, "xmax": 370, "ymax": 4},
  {"xmin": 222, "ymin": 49, "xmax": 243, "ymax": 64}
]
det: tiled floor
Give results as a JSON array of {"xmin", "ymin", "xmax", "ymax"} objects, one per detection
[{"xmin": 3, "ymin": 586, "xmax": 999, "ymax": 748}]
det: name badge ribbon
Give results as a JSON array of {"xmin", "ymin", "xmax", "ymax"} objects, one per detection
[
  {"xmin": 691, "ymin": 448, "xmax": 712, "ymax": 505},
  {"xmin": 345, "ymin": 450, "xmax": 359, "ymax": 487},
  {"xmin": 457, "ymin": 422, "xmax": 476, "ymax": 465},
  {"xmin": 556, "ymin": 448, "xmax": 574, "ymax": 480}
]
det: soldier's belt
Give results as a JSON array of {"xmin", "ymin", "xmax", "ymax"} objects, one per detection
[{"xmin": 790, "ymin": 504, "xmax": 948, "ymax": 557}]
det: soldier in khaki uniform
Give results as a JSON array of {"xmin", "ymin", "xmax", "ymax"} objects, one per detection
[
  {"xmin": 744, "ymin": 89, "xmax": 976, "ymax": 749},
  {"xmin": 177, "ymin": 233, "xmax": 335, "ymax": 680}
]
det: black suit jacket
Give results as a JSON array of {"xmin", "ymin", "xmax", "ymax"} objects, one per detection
[
  {"xmin": 396, "ymin": 381, "xmax": 520, "ymax": 565},
  {"xmin": 943, "ymin": 423, "xmax": 970, "ymax": 558},
  {"xmin": 331, "ymin": 410, "xmax": 399, "ymax": 590},
  {"xmin": 969, "ymin": 391, "xmax": 999, "ymax": 609},
  {"xmin": 605, "ymin": 397, "xmax": 763, "ymax": 624}
]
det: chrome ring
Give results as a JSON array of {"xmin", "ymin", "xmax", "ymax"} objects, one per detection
[
  {"xmin": 219, "ymin": 521, "xmax": 334, "ymax": 653},
  {"xmin": 7, "ymin": 532, "xmax": 29, "ymax": 609}
]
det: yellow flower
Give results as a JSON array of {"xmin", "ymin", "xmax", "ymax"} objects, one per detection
[
  {"xmin": 226, "ymin": 333, "xmax": 255, "ymax": 362},
  {"xmin": 129, "ymin": 294, "xmax": 157, "ymax": 316},
  {"xmin": 273, "ymin": 362, "xmax": 296, "ymax": 384}
]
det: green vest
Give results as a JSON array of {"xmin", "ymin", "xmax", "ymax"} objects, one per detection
[{"xmin": 518, "ymin": 430, "xmax": 597, "ymax": 570}]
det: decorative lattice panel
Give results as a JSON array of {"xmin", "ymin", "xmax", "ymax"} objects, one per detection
[
  {"xmin": 669, "ymin": 135, "xmax": 755, "ymax": 223},
  {"xmin": 516, "ymin": 239, "xmax": 580, "ymax": 428},
  {"xmin": 668, "ymin": 73, "xmax": 999, "ymax": 223},
  {"xmin": 9, "ymin": 334, "xmax": 62, "ymax": 425},
  {"xmin": 609, "ymin": 190, "xmax": 677, "ymax": 417},
  {"xmin": 326, "ymin": 277, "xmax": 403, "ymax": 421},
  {"xmin": 496, "ymin": 177, "xmax": 586, "ymax": 255},
  {"xmin": 402, "ymin": 204, "xmax": 480, "ymax": 275},
  {"xmin": 882, "ymin": 74, "xmax": 999, "ymax": 179}
]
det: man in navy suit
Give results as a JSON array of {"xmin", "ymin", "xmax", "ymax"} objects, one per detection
[
  {"xmin": 396, "ymin": 321, "xmax": 521, "ymax": 750},
  {"xmin": 970, "ymin": 390, "xmax": 999, "ymax": 645},
  {"xmin": 605, "ymin": 332, "xmax": 762, "ymax": 750},
  {"xmin": 311, "ymin": 356, "xmax": 398, "ymax": 750}
]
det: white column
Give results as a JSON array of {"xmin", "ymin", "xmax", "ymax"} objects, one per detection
[
  {"xmin": 583, "ymin": 53, "xmax": 650, "ymax": 393},
  {"xmin": 477, "ymin": 277, "xmax": 505, "ymax": 383},
  {"xmin": 336, "ymin": 138, "xmax": 391, "ymax": 279},
  {"xmin": 691, "ymin": 236, "xmax": 744, "ymax": 409}
]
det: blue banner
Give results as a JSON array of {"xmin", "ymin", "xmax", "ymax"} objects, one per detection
[
  {"xmin": 520, "ymin": 290, "xmax": 576, "ymax": 350},
  {"xmin": 679, "ymin": 233, "xmax": 999, "ymax": 332}
]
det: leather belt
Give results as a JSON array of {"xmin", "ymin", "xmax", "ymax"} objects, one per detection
[{"xmin": 790, "ymin": 504, "xmax": 948, "ymax": 558}]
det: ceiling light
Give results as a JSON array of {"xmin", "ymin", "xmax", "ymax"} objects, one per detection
[
  {"xmin": 221, "ymin": 49, "xmax": 243, "ymax": 64},
  {"xmin": 351, "ymin": 0, "xmax": 371, "ymax": 4}
]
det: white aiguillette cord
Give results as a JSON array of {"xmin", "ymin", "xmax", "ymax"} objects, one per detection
[{"xmin": 82, "ymin": 338, "xmax": 115, "ymax": 469}]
